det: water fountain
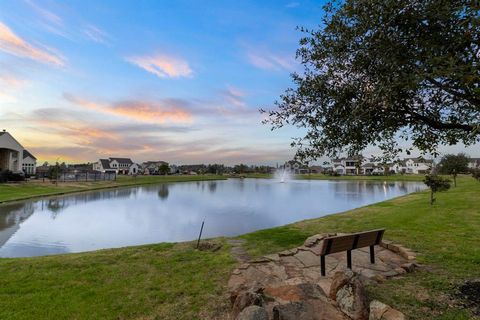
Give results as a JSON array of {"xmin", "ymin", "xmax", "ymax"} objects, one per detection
[{"xmin": 274, "ymin": 168, "xmax": 292, "ymax": 183}]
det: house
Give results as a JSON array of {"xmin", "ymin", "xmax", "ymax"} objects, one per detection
[
  {"xmin": 93, "ymin": 157, "xmax": 134, "ymax": 175},
  {"xmin": 468, "ymin": 158, "xmax": 480, "ymax": 170},
  {"xmin": 128, "ymin": 163, "xmax": 141, "ymax": 175},
  {"xmin": 308, "ymin": 165, "xmax": 325, "ymax": 174},
  {"xmin": 142, "ymin": 161, "xmax": 169, "ymax": 175},
  {"xmin": 404, "ymin": 158, "xmax": 433, "ymax": 174},
  {"xmin": 284, "ymin": 160, "xmax": 309, "ymax": 174},
  {"xmin": 332, "ymin": 157, "xmax": 362, "ymax": 175},
  {"xmin": 22, "ymin": 150, "xmax": 37, "ymax": 175},
  {"xmin": 0, "ymin": 130, "xmax": 25, "ymax": 173}
]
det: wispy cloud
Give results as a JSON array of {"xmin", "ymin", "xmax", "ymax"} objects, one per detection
[
  {"xmin": 24, "ymin": 0, "xmax": 71, "ymax": 39},
  {"xmin": 246, "ymin": 46, "xmax": 295, "ymax": 71},
  {"xmin": 63, "ymin": 93, "xmax": 193, "ymax": 124},
  {"xmin": 125, "ymin": 53, "xmax": 193, "ymax": 78},
  {"xmin": 285, "ymin": 2, "xmax": 300, "ymax": 8},
  {"xmin": 0, "ymin": 21, "xmax": 65, "ymax": 66},
  {"xmin": 83, "ymin": 24, "xmax": 109, "ymax": 44},
  {"xmin": 221, "ymin": 85, "xmax": 247, "ymax": 109}
]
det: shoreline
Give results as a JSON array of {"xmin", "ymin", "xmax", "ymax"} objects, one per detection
[{"xmin": 0, "ymin": 175, "xmax": 227, "ymax": 205}]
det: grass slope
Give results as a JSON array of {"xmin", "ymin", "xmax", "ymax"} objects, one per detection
[
  {"xmin": 241, "ymin": 176, "xmax": 480, "ymax": 319},
  {"xmin": 0, "ymin": 175, "xmax": 226, "ymax": 203}
]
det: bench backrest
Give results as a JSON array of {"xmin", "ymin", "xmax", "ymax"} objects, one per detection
[{"xmin": 319, "ymin": 229, "xmax": 385, "ymax": 255}]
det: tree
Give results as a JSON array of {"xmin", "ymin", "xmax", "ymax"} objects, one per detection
[
  {"xmin": 158, "ymin": 163, "xmax": 170, "ymax": 175},
  {"xmin": 472, "ymin": 169, "xmax": 480, "ymax": 182},
  {"xmin": 424, "ymin": 174, "xmax": 451, "ymax": 205},
  {"xmin": 262, "ymin": 0, "xmax": 480, "ymax": 162},
  {"xmin": 438, "ymin": 153, "xmax": 470, "ymax": 187}
]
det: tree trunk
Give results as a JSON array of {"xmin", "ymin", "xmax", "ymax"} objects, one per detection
[
  {"xmin": 453, "ymin": 174, "xmax": 457, "ymax": 187},
  {"xmin": 430, "ymin": 190, "xmax": 434, "ymax": 205}
]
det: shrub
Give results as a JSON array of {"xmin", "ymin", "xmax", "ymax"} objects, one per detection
[{"xmin": 424, "ymin": 174, "xmax": 451, "ymax": 205}]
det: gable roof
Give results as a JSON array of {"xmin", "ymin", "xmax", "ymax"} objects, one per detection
[
  {"xmin": 109, "ymin": 157, "xmax": 133, "ymax": 164},
  {"xmin": 99, "ymin": 159, "xmax": 111, "ymax": 169},
  {"xmin": 23, "ymin": 149, "xmax": 36, "ymax": 160}
]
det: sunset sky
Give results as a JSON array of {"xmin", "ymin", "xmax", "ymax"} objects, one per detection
[{"xmin": 0, "ymin": 1, "xmax": 478, "ymax": 165}]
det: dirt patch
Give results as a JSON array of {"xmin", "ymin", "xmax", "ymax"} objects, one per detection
[
  {"xmin": 456, "ymin": 280, "xmax": 480, "ymax": 315},
  {"xmin": 196, "ymin": 241, "xmax": 223, "ymax": 252}
]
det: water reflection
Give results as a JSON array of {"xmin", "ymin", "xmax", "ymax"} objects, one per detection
[
  {"xmin": 0, "ymin": 179, "xmax": 425, "ymax": 258},
  {"xmin": 158, "ymin": 185, "xmax": 169, "ymax": 200}
]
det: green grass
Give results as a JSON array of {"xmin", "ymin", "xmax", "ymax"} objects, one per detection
[
  {"xmin": 0, "ymin": 175, "xmax": 227, "ymax": 203},
  {"xmin": 241, "ymin": 176, "xmax": 480, "ymax": 319},
  {"xmin": 0, "ymin": 175, "xmax": 478, "ymax": 319},
  {"xmin": 0, "ymin": 241, "xmax": 236, "ymax": 320}
]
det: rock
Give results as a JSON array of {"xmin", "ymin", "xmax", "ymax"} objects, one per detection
[
  {"xmin": 232, "ymin": 290, "xmax": 265, "ymax": 317},
  {"xmin": 369, "ymin": 300, "xmax": 406, "ymax": 320},
  {"xmin": 332, "ymin": 270, "xmax": 369, "ymax": 320},
  {"xmin": 400, "ymin": 262, "xmax": 416, "ymax": 273},
  {"xmin": 264, "ymin": 282, "xmax": 325, "ymax": 303},
  {"xmin": 236, "ymin": 305, "xmax": 269, "ymax": 320},
  {"xmin": 329, "ymin": 270, "xmax": 353, "ymax": 300},
  {"xmin": 272, "ymin": 299, "xmax": 350, "ymax": 320}
]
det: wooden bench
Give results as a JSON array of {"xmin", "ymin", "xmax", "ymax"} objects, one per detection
[{"xmin": 319, "ymin": 229, "xmax": 385, "ymax": 276}]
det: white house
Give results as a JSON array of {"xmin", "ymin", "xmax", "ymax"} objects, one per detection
[
  {"xmin": 468, "ymin": 158, "xmax": 480, "ymax": 170},
  {"xmin": 93, "ymin": 157, "xmax": 134, "ymax": 175},
  {"xmin": 0, "ymin": 130, "xmax": 24, "ymax": 173},
  {"xmin": 128, "ymin": 163, "xmax": 141, "ymax": 175},
  {"xmin": 404, "ymin": 158, "xmax": 433, "ymax": 174},
  {"xmin": 332, "ymin": 157, "xmax": 362, "ymax": 175},
  {"xmin": 22, "ymin": 150, "xmax": 37, "ymax": 175}
]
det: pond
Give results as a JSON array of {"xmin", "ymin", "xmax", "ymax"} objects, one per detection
[{"xmin": 0, "ymin": 178, "xmax": 425, "ymax": 258}]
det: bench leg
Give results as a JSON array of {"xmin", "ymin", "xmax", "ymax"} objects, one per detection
[
  {"xmin": 347, "ymin": 250, "xmax": 352, "ymax": 269},
  {"xmin": 370, "ymin": 245, "xmax": 375, "ymax": 264},
  {"xmin": 321, "ymin": 255, "xmax": 326, "ymax": 276}
]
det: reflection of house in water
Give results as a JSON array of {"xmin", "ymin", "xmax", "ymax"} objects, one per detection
[{"xmin": 0, "ymin": 202, "xmax": 35, "ymax": 248}]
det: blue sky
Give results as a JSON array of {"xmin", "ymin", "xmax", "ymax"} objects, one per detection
[{"xmin": 0, "ymin": 1, "xmax": 477, "ymax": 164}]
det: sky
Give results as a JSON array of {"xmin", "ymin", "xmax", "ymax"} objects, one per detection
[{"xmin": 0, "ymin": 0, "xmax": 478, "ymax": 165}]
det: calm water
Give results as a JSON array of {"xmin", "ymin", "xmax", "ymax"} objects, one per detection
[{"xmin": 0, "ymin": 178, "xmax": 424, "ymax": 258}]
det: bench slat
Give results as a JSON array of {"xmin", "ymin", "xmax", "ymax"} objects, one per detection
[{"xmin": 320, "ymin": 229, "xmax": 384, "ymax": 255}]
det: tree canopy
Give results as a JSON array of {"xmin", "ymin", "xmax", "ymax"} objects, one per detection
[
  {"xmin": 438, "ymin": 153, "xmax": 470, "ymax": 174},
  {"xmin": 263, "ymin": 0, "xmax": 480, "ymax": 162}
]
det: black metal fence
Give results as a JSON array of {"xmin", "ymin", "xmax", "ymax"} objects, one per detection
[{"xmin": 57, "ymin": 172, "xmax": 117, "ymax": 182}]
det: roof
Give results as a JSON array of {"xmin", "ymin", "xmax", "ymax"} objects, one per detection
[
  {"xmin": 362, "ymin": 163, "xmax": 375, "ymax": 167},
  {"xmin": 405, "ymin": 157, "xmax": 433, "ymax": 164},
  {"xmin": 100, "ymin": 159, "xmax": 111, "ymax": 169},
  {"xmin": 23, "ymin": 149, "xmax": 37, "ymax": 160},
  {"xmin": 109, "ymin": 157, "xmax": 133, "ymax": 164},
  {"xmin": 0, "ymin": 131, "xmax": 5, "ymax": 136}
]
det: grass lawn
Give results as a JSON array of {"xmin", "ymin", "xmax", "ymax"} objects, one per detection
[
  {"xmin": 0, "ymin": 241, "xmax": 236, "ymax": 320},
  {"xmin": 0, "ymin": 175, "xmax": 478, "ymax": 319},
  {"xmin": 0, "ymin": 175, "xmax": 227, "ymax": 203}
]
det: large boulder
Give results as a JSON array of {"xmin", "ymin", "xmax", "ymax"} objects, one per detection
[
  {"xmin": 369, "ymin": 300, "xmax": 406, "ymax": 320},
  {"xmin": 272, "ymin": 299, "xmax": 350, "ymax": 320},
  {"xmin": 265, "ymin": 283, "xmax": 349, "ymax": 320},
  {"xmin": 232, "ymin": 289, "xmax": 265, "ymax": 317},
  {"xmin": 236, "ymin": 305, "xmax": 269, "ymax": 320},
  {"xmin": 329, "ymin": 270, "xmax": 369, "ymax": 320}
]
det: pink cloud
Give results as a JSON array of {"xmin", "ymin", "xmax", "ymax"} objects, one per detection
[
  {"xmin": 125, "ymin": 54, "xmax": 193, "ymax": 78},
  {"xmin": 64, "ymin": 93, "xmax": 193, "ymax": 124},
  {"xmin": 0, "ymin": 21, "xmax": 65, "ymax": 66}
]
